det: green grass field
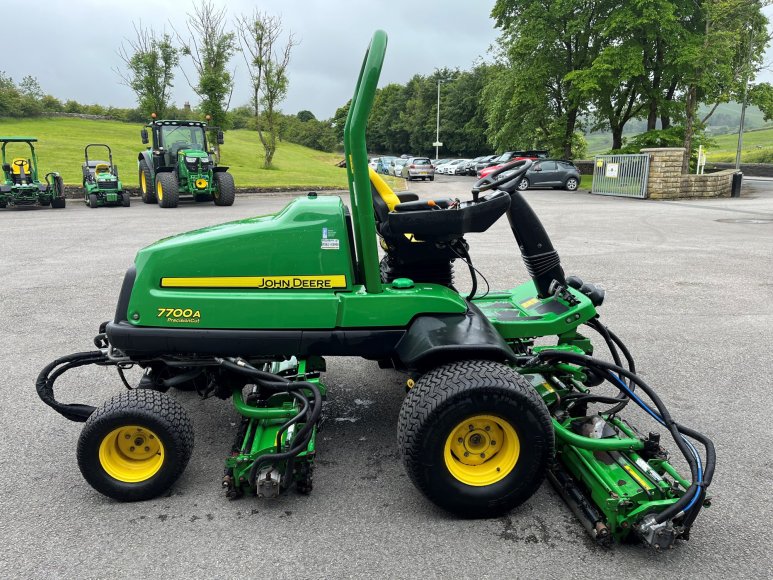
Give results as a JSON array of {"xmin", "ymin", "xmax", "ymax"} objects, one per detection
[
  {"xmin": 0, "ymin": 117, "xmax": 356, "ymax": 189},
  {"xmin": 703, "ymin": 126, "xmax": 773, "ymax": 162}
]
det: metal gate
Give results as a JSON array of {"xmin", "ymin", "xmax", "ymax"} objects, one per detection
[{"xmin": 591, "ymin": 154, "xmax": 650, "ymax": 198}]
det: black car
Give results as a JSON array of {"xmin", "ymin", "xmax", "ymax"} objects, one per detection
[
  {"xmin": 474, "ymin": 154, "xmax": 499, "ymax": 174},
  {"xmin": 502, "ymin": 159, "xmax": 581, "ymax": 191},
  {"xmin": 461, "ymin": 156, "xmax": 490, "ymax": 176}
]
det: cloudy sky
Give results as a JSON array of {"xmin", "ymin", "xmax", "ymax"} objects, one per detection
[
  {"xmin": 3, "ymin": 0, "xmax": 773, "ymax": 120},
  {"xmin": 2, "ymin": 0, "xmax": 499, "ymax": 119}
]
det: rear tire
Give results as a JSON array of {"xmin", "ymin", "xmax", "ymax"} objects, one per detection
[
  {"xmin": 565, "ymin": 177, "xmax": 579, "ymax": 191},
  {"xmin": 77, "ymin": 389, "xmax": 194, "ymax": 502},
  {"xmin": 139, "ymin": 160, "xmax": 156, "ymax": 204},
  {"xmin": 89, "ymin": 193, "xmax": 99, "ymax": 208},
  {"xmin": 121, "ymin": 192, "xmax": 131, "ymax": 207},
  {"xmin": 517, "ymin": 178, "xmax": 529, "ymax": 191},
  {"xmin": 398, "ymin": 360, "xmax": 553, "ymax": 518},
  {"xmin": 213, "ymin": 172, "xmax": 235, "ymax": 206},
  {"xmin": 51, "ymin": 175, "xmax": 66, "ymax": 208},
  {"xmin": 156, "ymin": 173, "xmax": 179, "ymax": 208}
]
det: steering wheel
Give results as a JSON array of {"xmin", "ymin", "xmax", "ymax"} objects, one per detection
[
  {"xmin": 14, "ymin": 159, "xmax": 28, "ymax": 170},
  {"xmin": 472, "ymin": 158, "xmax": 532, "ymax": 198}
]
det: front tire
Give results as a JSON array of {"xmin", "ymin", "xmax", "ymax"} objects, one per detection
[
  {"xmin": 517, "ymin": 178, "xmax": 529, "ymax": 191},
  {"xmin": 139, "ymin": 160, "xmax": 156, "ymax": 204},
  {"xmin": 213, "ymin": 172, "xmax": 235, "ymax": 206},
  {"xmin": 565, "ymin": 177, "xmax": 579, "ymax": 191},
  {"xmin": 397, "ymin": 360, "xmax": 553, "ymax": 518},
  {"xmin": 77, "ymin": 389, "xmax": 194, "ymax": 502},
  {"xmin": 89, "ymin": 193, "xmax": 99, "ymax": 208},
  {"xmin": 121, "ymin": 192, "xmax": 131, "ymax": 207},
  {"xmin": 156, "ymin": 172, "xmax": 179, "ymax": 208}
]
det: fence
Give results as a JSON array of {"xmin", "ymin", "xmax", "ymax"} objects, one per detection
[{"xmin": 591, "ymin": 154, "xmax": 650, "ymax": 198}]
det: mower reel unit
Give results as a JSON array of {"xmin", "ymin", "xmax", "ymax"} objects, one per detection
[
  {"xmin": 0, "ymin": 137, "xmax": 65, "ymax": 209},
  {"xmin": 82, "ymin": 144, "xmax": 128, "ymax": 208},
  {"xmin": 38, "ymin": 31, "xmax": 714, "ymax": 550},
  {"xmin": 137, "ymin": 117, "xmax": 235, "ymax": 208}
]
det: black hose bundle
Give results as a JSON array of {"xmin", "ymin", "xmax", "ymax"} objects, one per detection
[
  {"xmin": 216, "ymin": 358, "xmax": 322, "ymax": 488},
  {"xmin": 36, "ymin": 351, "xmax": 108, "ymax": 421},
  {"xmin": 533, "ymin": 348, "xmax": 715, "ymax": 528}
]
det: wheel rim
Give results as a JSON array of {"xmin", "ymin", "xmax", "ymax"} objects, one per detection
[
  {"xmin": 99, "ymin": 425, "xmax": 165, "ymax": 483},
  {"xmin": 518, "ymin": 179, "xmax": 528, "ymax": 190},
  {"xmin": 156, "ymin": 180, "xmax": 163, "ymax": 201},
  {"xmin": 444, "ymin": 414, "xmax": 519, "ymax": 486},
  {"xmin": 141, "ymin": 172, "xmax": 147, "ymax": 193},
  {"xmin": 567, "ymin": 178, "xmax": 577, "ymax": 189}
]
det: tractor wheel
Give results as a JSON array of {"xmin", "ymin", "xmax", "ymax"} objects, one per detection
[
  {"xmin": 213, "ymin": 172, "xmax": 235, "ymax": 206},
  {"xmin": 139, "ymin": 160, "xmax": 156, "ymax": 204},
  {"xmin": 89, "ymin": 193, "xmax": 99, "ymax": 208},
  {"xmin": 121, "ymin": 192, "xmax": 131, "ymax": 207},
  {"xmin": 0, "ymin": 200, "xmax": 6, "ymax": 208},
  {"xmin": 51, "ymin": 175, "xmax": 66, "ymax": 208},
  {"xmin": 77, "ymin": 389, "xmax": 194, "ymax": 502},
  {"xmin": 156, "ymin": 173, "xmax": 179, "ymax": 208},
  {"xmin": 397, "ymin": 360, "xmax": 553, "ymax": 518}
]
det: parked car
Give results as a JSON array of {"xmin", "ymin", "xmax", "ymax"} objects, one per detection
[
  {"xmin": 447, "ymin": 159, "xmax": 472, "ymax": 175},
  {"xmin": 377, "ymin": 156, "xmax": 396, "ymax": 174},
  {"xmin": 460, "ymin": 156, "xmax": 488, "ymax": 176},
  {"xmin": 432, "ymin": 158, "xmax": 450, "ymax": 170},
  {"xmin": 474, "ymin": 154, "xmax": 499, "ymax": 174},
  {"xmin": 436, "ymin": 159, "xmax": 465, "ymax": 174},
  {"xmin": 401, "ymin": 157, "xmax": 435, "ymax": 181},
  {"xmin": 389, "ymin": 158, "xmax": 408, "ymax": 176},
  {"xmin": 494, "ymin": 159, "xmax": 581, "ymax": 191},
  {"xmin": 477, "ymin": 150, "xmax": 550, "ymax": 178}
]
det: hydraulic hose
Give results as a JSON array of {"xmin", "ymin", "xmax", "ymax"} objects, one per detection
[{"xmin": 36, "ymin": 351, "xmax": 108, "ymax": 421}]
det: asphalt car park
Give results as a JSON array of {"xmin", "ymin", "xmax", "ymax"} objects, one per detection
[{"xmin": 2, "ymin": 176, "xmax": 772, "ymax": 577}]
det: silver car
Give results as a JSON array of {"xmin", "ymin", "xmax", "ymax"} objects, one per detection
[
  {"xmin": 400, "ymin": 157, "xmax": 435, "ymax": 181},
  {"xmin": 389, "ymin": 158, "xmax": 408, "ymax": 176}
]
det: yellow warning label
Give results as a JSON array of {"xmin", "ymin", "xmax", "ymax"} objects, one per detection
[
  {"xmin": 160, "ymin": 275, "xmax": 347, "ymax": 289},
  {"xmin": 596, "ymin": 159, "xmax": 604, "ymax": 167},
  {"xmin": 521, "ymin": 297, "xmax": 539, "ymax": 309}
]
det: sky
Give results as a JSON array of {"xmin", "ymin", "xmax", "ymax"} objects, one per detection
[
  {"xmin": 3, "ymin": 1, "xmax": 773, "ymax": 121},
  {"xmin": 1, "ymin": 0, "xmax": 499, "ymax": 120}
]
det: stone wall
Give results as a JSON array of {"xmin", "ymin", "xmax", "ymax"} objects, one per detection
[{"xmin": 640, "ymin": 147, "xmax": 734, "ymax": 199}]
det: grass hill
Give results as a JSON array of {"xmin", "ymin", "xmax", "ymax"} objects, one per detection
[{"xmin": 0, "ymin": 117, "xmax": 351, "ymax": 188}]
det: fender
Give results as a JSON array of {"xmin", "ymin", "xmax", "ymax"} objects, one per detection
[{"xmin": 394, "ymin": 302, "xmax": 516, "ymax": 371}]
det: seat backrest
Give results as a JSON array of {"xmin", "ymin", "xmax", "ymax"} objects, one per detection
[
  {"xmin": 94, "ymin": 163, "xmax": 110, "ymax": 175},
  {"xmin": 368, "ymin": 167, "xmax": 401, "ymax": 223}
]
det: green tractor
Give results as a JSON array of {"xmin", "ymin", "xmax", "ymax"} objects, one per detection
[
  {"xmin": 137, "ymin": 117, "xmax": 235, "ymax": 208},
  {"xmin": 39, "ymin": 32, "xmax": 714, "ymax": 550},
  {"xmin": 0, "ymin": 137, "xmax": 65, "ymax": 209},
  {"xmin": 82, "ymin": 144, "xmax": 129, "ymax": 208}
]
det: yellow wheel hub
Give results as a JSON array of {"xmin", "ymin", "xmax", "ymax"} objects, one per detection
[
  {"xmin": 195, "ymin": 178, "xmax": 208, "ymax": 189},
  {"xmin": 156, "ymin": 180, "xmax": 163, "ymax": 201},
  {"xmin": 98, "ymin": 425, "xmax": 165, "ymax": 483},
  {"xmin": 141, "ymin": 172, "xmax": 147, "ymax": 193},
  {"xmin": 444, "ymin": 414, "xmax": 519, "ymax": 486}
]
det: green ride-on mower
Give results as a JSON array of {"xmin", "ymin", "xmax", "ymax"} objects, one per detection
[
  {"xmin": 0, "ymin": 137, "xmax": 65, "ymax": 209},
  {"xmin": 82, "ymin": 144, "xmax": 129, "ymax": 208},
  {"xmin": 38, "ymin": 31, "xmax": 714, "ymax": 550},
  {"xmin": 137, "ymin": 115, "xmax": 235, "ymax": 208}
]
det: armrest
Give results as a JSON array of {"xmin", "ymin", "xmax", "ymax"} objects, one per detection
[
  {"xmin": 396, "ymin": 192, "xmax": 419, "ymax": 202},
  {"xmin": 393, "ymin": 198, "xmax": 454, "ymax": 212}
]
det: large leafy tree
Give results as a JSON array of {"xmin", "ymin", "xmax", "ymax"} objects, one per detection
[
  {"xmin": 176, "ymin": 0, "xmax": 236, "ymax": 129},
  {"xmin": 116, "ymin": 24, "xmax": 178, "ymax": 117}
]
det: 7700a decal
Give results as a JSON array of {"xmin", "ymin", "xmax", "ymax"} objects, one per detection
[{"xmin": 157, "ymin": 307, "xmax": 201, "ymax": 322}]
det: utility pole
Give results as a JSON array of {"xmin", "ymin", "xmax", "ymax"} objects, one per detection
[
  {"xmin": 736, "ymin": 28, "xmax": 755, "ymax": 170},
  {"xmin": 435, "ymin": 79, "xmax": 441, "ymax": 160}
]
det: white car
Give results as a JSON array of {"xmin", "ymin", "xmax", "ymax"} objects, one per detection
[
  {"xmin": 437, "ymin": 159, "xmax": 465, "ymax": 174},
  {"xmin": 368, "ymin": 157, "xmax": 381, "ymax": 170},
  {"xmin": 447, "ymin": 159, "xmax": 472, "ymax": 175}
]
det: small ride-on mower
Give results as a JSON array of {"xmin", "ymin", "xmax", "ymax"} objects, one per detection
[
  {"xmin": 137, "ymin": 116, "xmax": 235, "ymax": 208},
  {"xmin": 38, "ymin": 31, "xmax": 714, "ymax": 550},
  {"xmin": 82, "ymin": 144, "xmax": 128, "ymax": 208},
  {"xmin": 0, "ymin": 137, "xmax": 65, "ymax": 209}
]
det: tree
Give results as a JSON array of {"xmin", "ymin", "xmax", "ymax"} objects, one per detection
[
  {"xmin": 488, "ymin": 0, "xmax": 609, "ymax": 158},
  {"xmin": 176, "ymin": 0, "xmax": 237, "ymax": 128},
  {"xmin": 116, "ymin": 23, "xmax": 178, "ymax": 117},
  {"xmin": 236, "ymin": 9, "xmax": 298, "ymax": 168},
  {"xmin": 296, "ymin": 110, "xmax": 316, "ymax": 122}
]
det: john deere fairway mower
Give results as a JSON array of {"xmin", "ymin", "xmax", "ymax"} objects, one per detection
[
  {"xmin": 137, "ymin": 116, "xmax": 235, "ymax": 208},
  {"xmin": 38, "ymin": 31, "xmax": 714, "ymax": 550},
  {"xmin": 0, "ymin": 137, "xmax": 65, "ymax": 208},
  {"xmin": 82, "ymin": 144, "xmax": 129, "ymax": 208}
]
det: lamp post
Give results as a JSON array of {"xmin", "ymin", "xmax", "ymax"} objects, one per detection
[
  {"xmin": 736, "ymin": 28, "xmax": 755, "ymax": 170},
  {"xmin": 433, "ymin": 79, "xmax": 442, "ymax": 160}
]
